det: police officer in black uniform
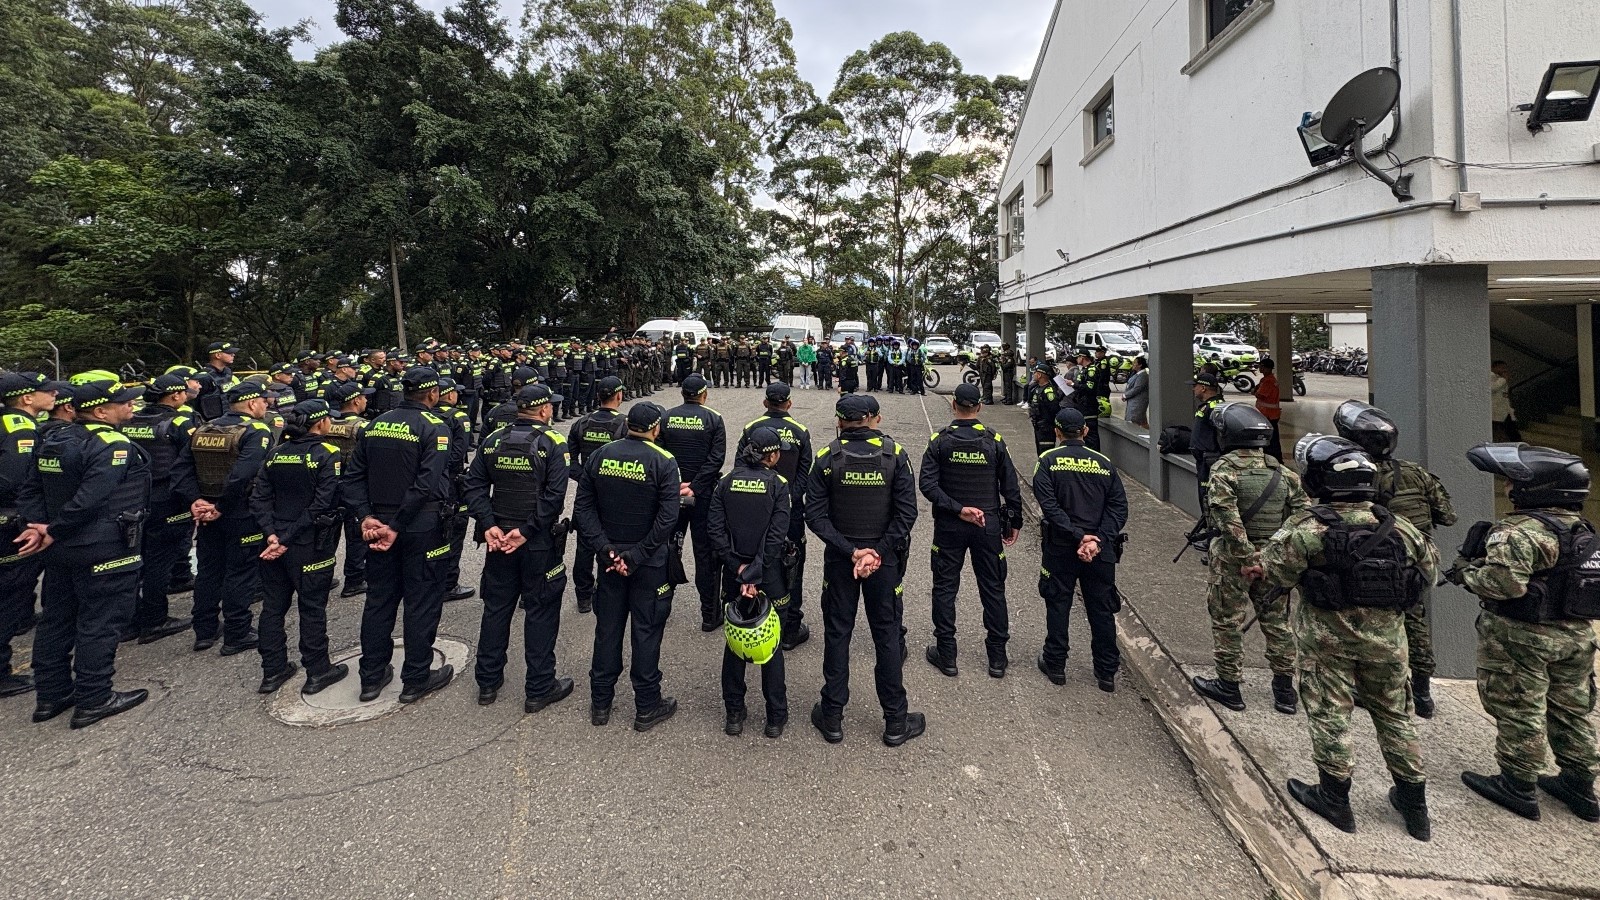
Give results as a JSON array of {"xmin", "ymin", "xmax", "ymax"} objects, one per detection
[
  {"xmin": 325, "ymin": 381, "xmax": 374, "ymax": 598},
  {"xmin": 1192, "ymin": 373, "xmax": 1225, "ymax": 502},
  {"xmin": 920, "ymin": 383, "xmax": 1023, "ymax": 679},
  {"xmin": 658, "ymin": 374, "xmax": 727, "ymax": 630},
  {"xmin": 178, "ymin": 381, "xmax": 273, "ymax": 654},
  {"xmin": 124, "ymin": 374, "xmax": 195, "ymax": 645},
  {"xmin": 484, "ymin": 366, "xmax": 538, "ymax": 434},
  {"xmin": 464, "ymin": 384, "xmax": 575, "ymax": 713},
  {"xmin": 1032, "ymin": 408, "xmax": 1129, "ymax": 692},
  {"xmin": 1026, "ymin": 364, "xmax": 1063, "ymax": 456},
  {"xmin": 1068, "ymin": 351, "xmax": 1103, "ymax": 451},
  {"xmin": 805, "ymin": 393, "xmax": 924, "ymax": 747},
  {"xmin": 567, "ymin": 375, "xmax": 627, "ymax": 614},
  {"xmin": 738, "ymin": 382, "xmax": 814, "ymax": 649},
  {"xmin": 0, "ymin": 372, "xmax": 55, "ymax": 696},
  {"xmin": 19, "ymin": 371, "xmax": 150, "ymax": 728},
  {"xmin": 707, "ymin": 426, "xmax": 791, "ymax": 738},
  {"xmin": 573, "ymin": 402, "xmax": 681, "ymax": 732},
  {"xmin": 346, "ymin": 367, "xmax": 456, "ymax": 704},
  {"xmin": 435, "ymin": 377, "xmax": 476, "ymax": 603},
  {"xmin": 250, "ymin": 400, "xmax": 348, "ymax": 696}
]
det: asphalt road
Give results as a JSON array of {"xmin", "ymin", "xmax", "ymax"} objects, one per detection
[{"xmin": 1, "ymin": 374, "xmax": 1268, "ymax": 899}]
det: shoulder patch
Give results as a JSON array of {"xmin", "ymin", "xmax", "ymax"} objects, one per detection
[
  {"xmin": 321, "ymin": 442, "xmax": 340, "ymax": 455},
  {"xmin": 421, "ymin": 412, "xmax": 443, "ymax": 425},
  {"xmin": 249, "ymin": 420, "xmax": 270, "ymax": 431}
]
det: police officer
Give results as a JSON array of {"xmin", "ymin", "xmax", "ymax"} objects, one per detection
[
  {"xmin": 707, "ymin": 426, "xmax": 791, "ymax": 738},
  {"xmin": 816, "ymin": 340, "xmax": 834, "ymax": 390},
  {"xmin": 195, "ymin": 340, "xmax": 241, "ymax": 420},
  {"xmin": 739, "ymin": 383, "xmax": 813, "ymax": 649},
  {"xmin": 18, "ymin": 371, "xmax": 150, "ymax": 728},
  {"xmin": 755, "ymin": 335, "xmax": 773, "ymax": 385},
  {"xmin": 733, "ymin": 336, "xmax": 753, "ymax": 388},
  {"xmin": 567, "ymin": 375, "xmax": 627, "ymax": 614},
  {"xmin": 484, "ymin": 366, "xmax": 538, "ymax": 434},
  {"xmin": 435, "ymin": 377, "xmax": 476, "ymax": 603},
  {"xmin": 1025, "ymin": 364, "xmax": 1062, "ymax": 456},
  {"xmin": 777, "ymin": 338, "xmax": 797, "ymax": 387},
  {"xmin": 345, "ymin": 367, "xmax": 457, "ymax": 704},
  {"xmin": 1451, "ymin": 443, "xmax": 1599, "ymax": 824},
  {"xmin": 1334, "ymin": 400, "xmax": 1457, "ymax": 718},
  {"xmin": 0, "ymin": 373, "xmax": 54, "ymax": 697},
  {"xmin": 124, "ymin": 374, "xmax": 196, "ymax": 645},
  {"xmin": 463, "ymin": 384, "xmax": 576, "ymax": 713},
  {"xmin": 179, "ymin": 381, "xmax": 273, "ymax": 654},
  {"xmin": 835, "ymin": 344, "xmax": 860, "ymax": 395},
  {"xmin": 1261, "ymin": 435, "xmax": 1439, "ymax": 841},
  {"xmin": 325, "ymin": 381, "xmax": 374, "ymax": 598},
  {"xmin": 1032, "ymin": 408, "xmax": 1128, "ymax": 692},
  {"xmin": 904, "ymin": 339, "xmax": 926, "ymax": 396},
  {"xmin": 999, "ymin": 343, "xmax": 1019, "ymax": 405},
  {"xmin": 573, "ymin": 402, "xmax": 682, "ymax": 731},
  {"xmin": 805, "ymin": 393, "xmax": 924, "ymax": 747},
  {"xmin": 658, "ymin": 374, "xmax": 727, "ymax": 630},
  {"xmin": 977, "ymin": 346, "xmax": 998, "ymax": 406},
  {"xmin": 249, "ymin": 400, "xmax": 347, "ymax": 696},
  {"xmin": 710, "ymin": 338, "xmax": 731, "ymax": 389},
  {"xmin": 885, "ymin": 340, "xmax": 904, "ymax": 394},
  {"xmin": 920, "ymin": 383, "xmax": 1023, "ymax": 679},
  {"xmin": 1191, "ymin": 402, "xmax": 1310, "ymax": 714},
  {"xmin": 1191, "ymin": 373, "xmax": 1225, "ymax": 500}
]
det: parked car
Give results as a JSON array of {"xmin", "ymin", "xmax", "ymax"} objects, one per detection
[
  {"xmin": 969, "ymin": 330, "xmax": 1003, "ymax": 354},
  {"xmin": 921, "ymin": 335, "xmax": 958, "ymax": 363},
  {"xmin": 1194, "ymin": 333, "xmax": 1260, "ymax": 366}
]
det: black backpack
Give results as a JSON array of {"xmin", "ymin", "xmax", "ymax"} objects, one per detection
[
  {"xmin": 1158, "ymin": 425, "xmax": 1191, "ymax": 455},
  {"xmin": 1501, "ymin": 513, "xmax": 1600, "ymax": 623}
]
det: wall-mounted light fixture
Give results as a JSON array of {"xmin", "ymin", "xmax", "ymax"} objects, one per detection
[{"xmin": 1519, "ymin": 61, "xmax": 1600, "ymax": 132}]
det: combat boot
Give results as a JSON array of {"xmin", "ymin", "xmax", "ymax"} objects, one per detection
[
  {"xmin": 1388, "ymin": 776, "xmax": 1432, "ymax": 841},
  {"xmin": 1271, "ymin": 674, "xmax": 1297, "ymax": 715},
  {"xmin": 1287, "ymin": 769, "xmax": 1356, "ymax": 833},
  {"xmin": 1537, "ymin": 771, "xmax": 1600, "ymax": 823},
  {"xmin": 1412, "ymin": 672, "xmax": 1434, "ymax": 719},
  {"xmin": 1191, "ymin": 675, "xmax": 1246, "ymax": 711},
  {"xmin": 1462, "ymin": 770, "xmax": 1540, "ymax": 820}
]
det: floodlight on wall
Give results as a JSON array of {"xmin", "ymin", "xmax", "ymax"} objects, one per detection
[
  {"xmin": 1519, "ymin": 61, "xmax": 1600, "ymax": 132},
  {"xmin": 1055, "ymin": 249, "xmax": 1069, "ymax": 261},
  {"xmin": 1309, "ymin": 67, "xmax": 1413, "ymax": 202}
]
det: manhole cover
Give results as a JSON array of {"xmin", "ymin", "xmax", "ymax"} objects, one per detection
[{"xmin": 267, "ymin": 639, "xmax": 470, "ymax": 727}]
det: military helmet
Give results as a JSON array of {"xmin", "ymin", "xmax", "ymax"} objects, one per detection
[
  {"xmin": 1294, "ymin": 434, "xmax": 1378, "ymax": 501},
  {"xmin": 1333, "ymin": 400, "xmax": 1399, "ymax": 460},
  {"xmin": 1210, "ymin": 401, "xmax": 1273, "ymax": 450},
  {"xmin": 723, "ymin": 593, "xmax": 781, "ymax": 666},
  {"xmin": 1467, "ymin": 442, "xmax": 1590, "ymax": 508}
]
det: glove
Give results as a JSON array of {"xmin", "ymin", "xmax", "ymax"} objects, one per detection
[{"xmin": 1444, "ymin": 557, "xmax": 1472, "ymax": 586}]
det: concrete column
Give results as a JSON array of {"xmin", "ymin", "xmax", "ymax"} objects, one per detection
[
  {"xmin": 1148, "ymin": 293, "xmax": 1195, "ymax": 500},
  {"xmin": 1000, "ymin": 311, "xmax": 1019, "ymax": 350},
  {"xmin": 1371, "ymin": 265, "xmax": 1494, "ymax": 679},
  {"xmin": 1026, "ymin": 309, "xmax": 1046, "ymax": 366},
  {"xmin": 1265, "ymin": 313, "xmax": 1294, "ymax": 404},
  {"xmin": 1579, "ymin": 303, "xmax": 1597, "ymax": 451}
]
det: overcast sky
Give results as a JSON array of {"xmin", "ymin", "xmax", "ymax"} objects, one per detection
[{"xmin": 255, "ymin": 0, "xmax": 1057, "ymax": 90}]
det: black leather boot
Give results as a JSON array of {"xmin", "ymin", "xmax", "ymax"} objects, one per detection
[
  {"xmin": 1388, "ymin": 776, "xmax": 1431, "ymax": 841},
  {"xmin": 1192, "ymin": 675, "xmax": 1246, "ymax": 711},
  {"xmin": 1412, "ymin": 672, "xmax": 1434, "ymax": 719},
  {"xmin": 1287, "ymin": 769, "xmax": 1356, "ymax": 833},
  {"xmin": 1271, "ymin": 674, "xmax": 1297, "ymax": 715},
  {"xmin": 1538, "ymin": 771, "xmax": 1599, "ymax": 822},
  {"xmin": 1462, "ymin": 770, "xmax": 1540, "ymax": 820}
]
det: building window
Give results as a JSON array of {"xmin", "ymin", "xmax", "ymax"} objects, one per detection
[
  {"xmin": 1002, "ymin": 189, "xmax": 1025, "ymax": 259},
  {"xmin": 1092, "ymin": 93, "xmax": 1114, "ymax": 145},
  {"xmin": 1081, "ymin": 80, "xmax": 1115, "ymax": 164},
  {"xmin": 1036, "ymin": 154, "xmax": 1053, "ymax": 202},
  {"xmin": 1207, "ymin": 0, "xmax": 1257, "ymax": 41}
]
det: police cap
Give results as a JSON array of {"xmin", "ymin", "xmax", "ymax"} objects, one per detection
[
  {"xmin": 511, "ymin": 366, "xmax": 537, "ymax": 386},
  {"xmin": 681, "ymin": 374, "xmax": 709, "ymax": 395},
  {"xmin": 746, "ymin": 426, "xmax": 783, "ymax": 456},
  {"xmin": 292, "ymin": 399, "xmax": 331, "ymax": 426},
  {"xmin": 1193, "ymin": 373, "xmax": 1223, "ymax": 391},
  {"xmin": 594, "ymin": 376, "xmax": 623, "ymax": 398},
  {"xmin": 400, "ymin": 367, "xmax": 440, "ymax": 393},
  {"xmin": 69, "ymin": 370, "xmax": 142, "ymax": 409},
  {"xmin": 764, "ymin": 382, "xmax": 791, "ymax": 403},
  {"xmin": 517, "ymin": 384, "xmax": 562, "ymax": 408},
  {"xmin": 206, "ymin": 341, "xmax": 239, "ymax": 356},
  {"xmin": 144, "ymin": 373, "xmax": 189, "ymax": 399},
  {"xmin": 953, "ymin": 383, "xmax": 982, "ymax": 408},
  {"xmin": 0, "ymin": 371, "xmax": 48, "ymax": 399},
  {"xmin": 326, "ymin": 381, "xmax": 375, "ymax": 405},
  {"xmin": 45, "ymin": 381, "xmax": 74, "ymax": 408},
  {"xmin": 1055, "ymin": 408, "xmax": 1086, "ymax": 432},
  {"xmin": 225, "ymin": 382, "xmax": 265, "ymax": 404},
  {"xmin": 628, "ymin": 402, "xmax": 664, "ymax": 431},
  {"xmin": 836, "ymin": 393, "xmax": 878, "ymax": 421}
]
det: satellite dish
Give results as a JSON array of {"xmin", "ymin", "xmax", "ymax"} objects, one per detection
[
  {"xmin": 1320, "ymin": 67, "xmax": 1400, "ymax": 147},
  {"xmin": 1313, "ymin": 66, "xmax": 1412, "ymax": 202}
]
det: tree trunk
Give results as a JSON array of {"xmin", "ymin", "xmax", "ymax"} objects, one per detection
[
  {"xmin": 389, "ymin": 238, "xmax": 408, "ymax": 351},
  {"xmin": 310, "ymin": 314, "xmax": 322, "ymax": 351}
]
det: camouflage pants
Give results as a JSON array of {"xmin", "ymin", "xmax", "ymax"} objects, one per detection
[
  {"xmin": 1206, "ymin": 555, "xmax": 1294, "ymax": 682},
  {"xmin": 1475, "ymin": 611, "xmax": 1599, "ymax": 782},
  {"xmin": 1294, "ymin": 603, "xmax": 1424, "ymax": 783},
  {"xmin": 1405, "ymin": 598, "xmax": 1434, "ymax": 678}
]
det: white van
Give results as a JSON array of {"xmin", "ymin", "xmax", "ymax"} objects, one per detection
[
  {"xmin": 829, "ymin": 320, "xmax": 869, "ymax": 345},
  {"xmin": 635, "ymin": 318, "xmax": 711, "ymax": 343},
  {"xmin": 770, "ymin": 314, "xmax": 824, "ymax": 344},
  {"xmin": 1075, "ymin": 321, "xmax": 1144, "ymax": 357}
]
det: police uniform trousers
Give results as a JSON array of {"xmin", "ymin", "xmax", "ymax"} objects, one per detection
[
  {"xmin": 981, "ymin": 376, "xmax": 996, "ymax": 406},
  {"xmin": 930, "ymin": 518, "xmax": 1009, "ymax": 665},
  {"xmin": 839, "ymin": 369, "xmax": 859, "ymax": 394},
  {"xmin": 589, "ymin": 562, "xmax": 669, "ymax": 714},
  {"xmin": 1475, "ymin": 609, "xmax": 1599, "ymax": 783},
  {"xmin": 476, "ymin": 542, "xmax": 566, "ymax": 698},
  {"xmin": 341, "ymin": 514, "xmax": 367, "ymax": 585},
  {"xmin": 866, "ymin": 360, "xmax": 882, "ymax": 392},
  {"xmin": 1031, "ymin": 422, "xmax": 1055, "ymax": 457},
  {"xmin": 1293, "ymin": 602, "xmax": 1423, "ymax": 782},
  {"xmin": 169, "ymin": 521, "xmax": 195, "ymax": 590},
  {"xmin": 0, "ymin": 544, "xmax": 44, "ymax": 677},
  {"xmin": 674, "ymin": 501, "xmax": 720, "ymax": 625},
  {"xmin": 720, "ymin": 564, "xmax": 787, "ymax": 723},
  {"xmin": 359, "ymin": 524, "xmax": 449, "ymax": 688},
  {"xmin": 1038, "ymin": 546, "xmax": 1121, "ymax": 680},
  {"xmin": 818, "ymin": 546, "xmax": 907, "ymax": 721},
  {"xmin": 572, "ymin": 536, "xmax": 602, "ymax": 608},
  {"xmin": 258, "ymin": 540, "xmax": 335, "ymax": 677},
  {"xmin": 1002, "ymin": 368, "xmax": 1018, "ymax": 404},
  {"xmin": 817, "ymin": 359, "xmax": 834, "ymax": 390},
  {"xmin": 32, "ymin": 548, "xmax": 140, "ymax": 709},
  {"xmin": 886, "ymin": 363, "xmax": 903, "ymax": 393},
  {"xmin": 193, "ymin": 516, "xmax": 261, "ymax": 644},
  {"xmin": 441, "ymin": 504, "xmax": 468, "ymax": 589},
  {"xmin": 462, "ymin": 390, "xmax": 481, "ymax": 432},
  {"xmin": 757, "ymin": 359, "xmax": 772, "ymax": 384},
  {"xmin": 780, "ymin": 517, "xmax": 807, "ymax": 635},
  {"xmin": 564, "ymin": 374, "xmax": 580, "ymax": 418},
  {"xmin": 714, "ymin": 361, "xmax": 731, "ymax": 388},
  {"xmin": 135, "ymin": 507, "xmax": 189, "ymax": 633}
]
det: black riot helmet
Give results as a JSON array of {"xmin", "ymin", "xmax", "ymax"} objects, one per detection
[
  {"xmin": 1467, "ymin": 442, "xmax": 1590, "ymax": 509},
  {"xmin": 1332, "ymin": 400, "xmax": 1399, "ymax": 460},
  {"xmin": 1295, "ymin": 434, "xmax": 1378, "ymax": 502},
  {"xmin": 1210, "ymin": 401, "xmax": 1274, "ymax": 450}
]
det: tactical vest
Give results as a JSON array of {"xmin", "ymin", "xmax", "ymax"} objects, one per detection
[
  {"xmin": 1233, "ymin": 462, "xmax": 1290, "ymax": 541},
  {"xmin": 38, "ymin": 425, "xmax": 149, "ymax": 524},
  {"xmin": 1375, "ymin": 460, "xmax": 1434, "ymax": 533},
  {"xmin": 324, "ymin": 416, "xmax": 368, "ymax": 456},
  {"xmin": 190, "ymin": 421, "xmax": 249, "ymax": 498},
  {"xmin": 1301, "ymin": 507, "xmax": 1421, "ymax": 611},
  {"xmin": 827, "ymin": 437, "xmax": 896, "ymax": 543},
  {"xmin": 722, "ymin": 469, "xmax": 780, "ymax": 560},
  {"xmin": 125, "ymin": 409, "xmax": 178, "ymax": 480},
  {"xmin": 1496, "ymin": 512, "xmax": 1600, "ymax": 623},
  {"xmin": 735, "ymin": 344, "xmax": 752, "ymax": 359},
  {"xmin": 576, "ymin": 411, "xmax": 627, "ymax": 458},
  {"xmin": 488, "ymin": 426, "xmax": 547, "ymax": 526},
  {"xmin": 936, "ymin": 426, "xmax": 1001, "ymax": 512},
  {"xmin": 369, "ymin": 377, "xmax": 396, "ymax": 414}
]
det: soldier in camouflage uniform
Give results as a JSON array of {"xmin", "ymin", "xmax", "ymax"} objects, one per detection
[
  {"xmin": 1261, "ymin": 435, "xmax": 1440, "ymax": 841},
  {"xmin": 1335, "ymin": 400, "xmax": 1457, "ymax": 717},
  {"xmin": 1192, "ymin": 403, "xmax": 1311, "ymax": 715},
  {"xmin": 1450, "ymin": 443, "xmax": 1599, "ymax": 824}
]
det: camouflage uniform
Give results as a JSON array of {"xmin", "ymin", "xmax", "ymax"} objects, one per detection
[
  {"xmin": 1375, "ymin": 458, "xmax": 1457, "ymax": 677},
  {"xmin": 1262, "ymin": 502, "xmax": 1440, "ymax": 782},
  {"xmin": 1205, "ymin": 449, "xmax": 1311, "ymax": 682},
  {"xmin": 1459, "ymin": 511, "xmax": 1600, "ymax": 784}
]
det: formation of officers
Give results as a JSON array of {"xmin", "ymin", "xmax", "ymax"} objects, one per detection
[{"xmin": 1183, "ymin": 385, "xmax": 1598, "ymax": 840}]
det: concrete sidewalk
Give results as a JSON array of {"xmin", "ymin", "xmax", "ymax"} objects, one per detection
[{"xmin": 952, "ymin": 387, "xmax": 1600, "ymax": 900}]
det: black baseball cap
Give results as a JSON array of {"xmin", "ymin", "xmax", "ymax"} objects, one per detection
[
  {"xmin": 400, "ymin": 367, "xmax": 440, "ymax": 392},
  {"xmin": 953, "ymin": 383, "xmax": 983, "ymax": 408},
  {"xmin": 681, "ymin": 374, "xmax": 709, "ymax": 395},
  {"xmin": 144, "ymin": 373, "xmax": 189, "ymax": 399},
  {"xmin": 206, "ymin": 341, "xmax": 240, "ymax": 355},
  {"xmin": 437, "ymin": 377, "xmax": 458, "ymax": 394},
  {"xmin": 225, "ymin": 382, "xmax": 265, "ymax": 404},
  {"xmin": 627, "ymin": 402, "xmax": 664, "ymax": 431},
  {"xmin": 1034, "ymin": 363, "xmax": 1054, "ymax": 375},
  {"xmin": 46, "ymin": 381, "xmax": 74, "ymax": 407},
  {"xmin": 69, "ymin": 370, "xmax": 142, "ymax": 409},
  {"xmin": 1055, "ymin": 408, "xmax": 1086, "ymax": 431},
  {"xmin": 293, "ymin": 399, "xmax": 331, "ymax": 425},
  {"xmin": 511, "ymin": 366, "xmax": 537, "ymax": 385},
  {"xmin": 746, "ymin": 426, "xmax": 783, "ymax": 456},
  {"xmin": 0, "ymin": 371, "xmax": 48, "ymax": 399},
  {"xmin": 836, "ymin": 393, "xmax": 878, "ymax": 421},
  {"xmin": 517, "ymin": 384, "xmax": 561, "ymax": 408},
  {"xmin": 764, "ymin": 382, "xmax": 791, "ymax": 403},
  {"xmin": 594, "ymin": 376, "xmax": 623, "ymax": 398},
  {"xmin": 1193, "ymin": 373, "xmax": 1223, "ymax": 391}
]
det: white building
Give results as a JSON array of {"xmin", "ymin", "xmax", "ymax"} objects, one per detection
[{"xmin": 997, "ymin": 0, "xmax": 1600, "ymax": 674}]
